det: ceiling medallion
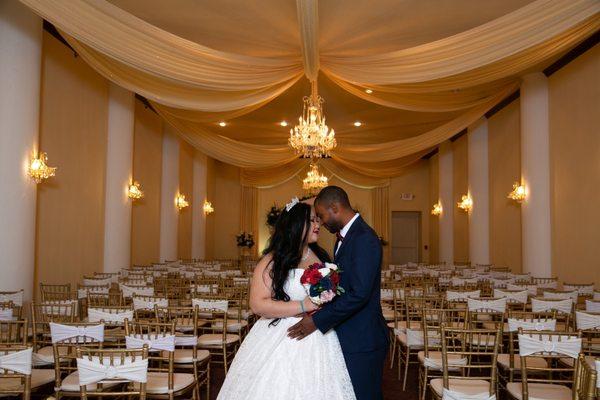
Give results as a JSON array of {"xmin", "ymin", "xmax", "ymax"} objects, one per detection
[{"xmin": 288, "ymin": 81, "xmax": 336, "ymax": 159}]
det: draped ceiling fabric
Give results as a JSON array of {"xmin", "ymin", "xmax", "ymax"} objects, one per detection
[{"xmin": 20, "ymin": 0, "xmax": 600, "ymax": 188}]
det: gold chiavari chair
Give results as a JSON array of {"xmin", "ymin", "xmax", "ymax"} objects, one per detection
[
  {"xmin": 573, "ymin": 353, "xmax": 598, "ymax": 400},
  {"xmin": 76, "ymin": 346, "xmax": 149, "ymax": 400},
  {"xmin": 87, "ymin": 306, "xmax": 134, "ymax": 346},
  {"xmin": 132, "ymin": 295, "xmax": 169, "ymax": 321},
  {"xmin": 125, "ymin": 320, "xmax": 197, "ymax": 400},
  {"xmin": 30, "ymin": 302, "xmax": 77, "ymax": 368},
  {"xmin": 40, "ymin": 283, "xmax": 72, "ymax": 302},
  {"xmin": 0, "ymin": 345, "xmax": 32, "ymax": 399},
  {"xmin": 192, "ymin": 298, "xmax": 240, "ymax": 375},
  {"xmin": 561, "ymin": 311, "xmax": 600, "ymax": 373},
  {"xmin": 429, "ymin": 325, "xmax": 501, "ymax": 400},
  {"xmin": 506, "ymin": 329, "xmax": 583, "ymax": 400},
  {"xmin": 155, "ymin": 306, "xmax": 210, "ymax": 400}
]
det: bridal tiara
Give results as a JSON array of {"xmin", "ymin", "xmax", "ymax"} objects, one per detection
[{"xmin": 285, "ymin": 197, "xmax": 300, "ymax": 212}]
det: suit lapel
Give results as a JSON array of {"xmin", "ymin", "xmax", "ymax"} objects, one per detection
[{"xmin": 334, "ymin": 216, "xmax": 362, "ymax": 261}]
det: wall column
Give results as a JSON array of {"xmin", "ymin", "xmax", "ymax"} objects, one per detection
[
  {"xmin": 191, "ymin": 152, "xmax": 207, "ymax": 260},
  {"xmin": 159, "ymin": 126, "xmax": 179, "ymax": 262},
  {"xmin": 468, "ymin": 118, "xmax": 491, "ymax": 265},
  {"xmin": 520, "ymin": 73, "xmax": 552, "ymax": 277},
  {"xmin": 0, "ymin": 2, "xmax": 42, "ymax": 302},
  {"xmin": 103, "ymin": 84, "xmax": 134, "ymax": 272},
  {"xmin": 438, "ymin": 142, "xmax": 454, "ymax": 265}
]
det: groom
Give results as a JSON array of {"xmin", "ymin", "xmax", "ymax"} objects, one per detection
[{"xmin": 288, "ymin": 186, "xmax": 389, "ymax": 400}]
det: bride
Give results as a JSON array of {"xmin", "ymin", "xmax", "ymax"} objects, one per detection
[{"xmin": 217, "ymin": 199, "xmax": 356, "ymax": 399}]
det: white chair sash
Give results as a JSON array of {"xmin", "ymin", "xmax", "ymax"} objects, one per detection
[
  {"xmin": 77, "ymin": 357, "xmax": 148, "ymax": 385},
  {"xmin": 594, "ymin": 292, "xmax": 600, "ymax": 301},
  {"xmin": 575, "ymin": 311, "xmax": 600, "ymax": 330},
  {"xmin": 543, "ymin": 291, "xmax": 578, "ymax": 303},
  {"xmin": 493, "ymin": 289, "xmax": 528, "ymax": 304},
  {"xmin": 563, "ymin": 284, "xmax": 594, "ymax": 295},
  {"xmin": 87, "ymin": 308, "xmax": 133, "ymax": 323},
  {"xmin": 125, "ymin": 334, "xmax": 175, "ymax": 352},
  {"xmin": 512, "ymin": 274, "xmax": 531, "ymax": 282},
  {"xmin": 585, "ymin": 300, "xmax": 600, "ymax": 313},
  {"xmin": 442, "ymin": 388, "xmax": 495, "ymax": 400},
  {"xmin": 518, "ymin": 334, "xmax": 581, "ymax": 359},
  {"xmin": 423, "ymin": 355, "xmax": 467, "ymax": 369},
  {"xmin": 596, "ymin": 360, "xmax": 600, "ymax": 389},
  {"xmin": 191, "ymin": 284, "xmax": 218, "ymax": 294},
  {"xmin": 531, "ymin": 298, "xmax": 573, "ymax": 314},
  {"xmin": 467, "ymin": 298, "xmax": 507, "ymax": 313},
  {"xmin": 0, "ymin": 291, "xmax": 23, "ymax": 306},
  {"xmin": 380, "ymin": 289, "xmax": 393, "ymax": 301},
  {"xmin": 0, "ymin": 348, "xmax": 32, "ymax": 375},
  {"xmin": 446, "ymin": 290, "xmax": 480, "ymax": 302},
  {"xmin": 192, "ymin": 298, "xmax": 228, "ymax": 312},
  {"xmin": 174, "ymin": 335, "xmax": 198, "ymax": 346},
  {"xmin": 78, "ymin": 286, "xmax": 110, "ymax": 299},
  {"xmin": 507, "ymin": 318, "xmax": 556, "ymax": 332},
  {"xmin": 0, "ymin": 308, "xmax": 14, "ymax": 321},
  {"xmin": 534, "ymin": 279, "xmax": 558, "ymax": 289},
  {"xmin": 506, "ymin": 284, "xmax": 537, "ymax": 296},
  {"xmin": 132, "ymin": 297, "xmax": 168, "ymax": 311},
  {"xmin": 451, "ymin": 278, "xmax": 478, "ymax": 286},
  {"xmin": 490, "ymin": 279, "xmax": 510, "ymax": 288},
  {"xmin": 120, "ymin": 284, "xmax": 154, "ymax": 298},
  {"xmin": 406, "ymin": 329, "xmax": 424, "ymax": 347},
  {"xmin": 83, "ymin": 277, "xmax": 112, "ymax": 287},
  {"xmin": 50, "ymin": 323, "xmax": 105, "ymax": 343}
]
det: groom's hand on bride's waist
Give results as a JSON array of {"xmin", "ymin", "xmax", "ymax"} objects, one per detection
[{"xmin": 287, "ymin": 314, "xmax": 317, "ymax": 340}]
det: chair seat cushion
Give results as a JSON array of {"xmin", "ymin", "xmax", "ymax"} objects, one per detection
[
  {"xmin": 213, "ymin": 320, "xmax": 249, "ymax": 332},
  {"xmin": 0, "ymin": 369, "xmax": 55, "ymax": 392},
  {"xmin": 146, "ymin": 372, "xmax": 195, "ymax": 394},
  {"xmin": 162, "ymin": 348, "xmax": 211, "ymax": 363},
  {"xmin": 497, "ymin": 353, "xmax": 548, "ymax": 370},
  {"xmin": 558, "ymin": 355, "xmax": 595, "ymax": 368},
  {"xmin": 506, "ymin": 382, "xmax": 572, "ymax": 400},
  {"xmin": 396, "ymin": 332, "xmax": 424, "ymax": 349},
  {"xmin": 59, "ymin": 371, "xmax": 119, "ymax": 392},
  {"xmin": 387, "ymin": 320, "xmax": 420, "ymax": 332},
  {"xmin": 32, "ymin": 345, "xmax": 68, "ymax": 365},
  {"xmin": 430, "ymin": 378, "xmax": 492, "ymax": 397},
  {"xmin": 197, "ymin": 333, "xmax": 240, "ymax": 347}
]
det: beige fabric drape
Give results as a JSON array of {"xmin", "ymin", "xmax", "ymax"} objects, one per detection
[
  {"xmin": 372, "ymin": 187, "xmax": 390, "ymax": 266},
  {"xmin": 239, "ymin": 186, "xmax": 258, "ymax": 257}
]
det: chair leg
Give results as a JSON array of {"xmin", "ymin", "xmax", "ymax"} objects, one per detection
[
  {"xmin": 402, "ymin": 347, "xmax": 410, "ymax": 390},
  {"xmin": 389, "ymin": 333, "xmax": 397, "ymax": 368},
  {"xmin": 420, "ymin": 367, "xmax": 428, "ymax": 400}
]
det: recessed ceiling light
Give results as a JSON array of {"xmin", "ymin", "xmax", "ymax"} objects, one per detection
[
  {"xmin": 280, "ymin": 121, "xmax": 288, "ymax": 127},
  {"xmin": 218, "ymin": 121, "xmax": 227, "ymax": 127},
  {"xmin": 365, "ymin": 89, "xmax": 373, "ymax": 94},
  {"xmin": 353, "ymin": 121, "xmax": 362, "ymax": 127}
]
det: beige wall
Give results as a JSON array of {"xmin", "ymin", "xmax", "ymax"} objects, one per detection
[
  {"xmin": 211, "ymin": 161, "xmax": 242, "ymax": 259},
  {"xmin": 428, "ymin": 154, "xmax": 440, "ymax": 263},
  {"xmin": 389, "ymin": 161, "xmax": 431, "ymax": 263},
  {"xmin": 130, "ymin": 100, "xmax": 163, "ymax": 265},
  {"xmin": 35, "ymin": 32, "xmax": 108, "ymax": 290},
  {"xmin": 549, "ymin": 44, "xmax": 600, "ymax": 287},
  {"xmin": 452, "ymin": 135, "xmax": 469, "ymax": 263},
  {"xmin": 488, "ymin": 99, "xmax": 522, "ymax": 272},
  {"xmin": 177, "ymin": 140, "xmax": 194, "ymax": 260}
]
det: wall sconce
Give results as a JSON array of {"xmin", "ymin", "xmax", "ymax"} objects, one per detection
[
  {"xmin": 203, "ymin": 200, "xmax": 214, "ymax": 215},
  {"xmin": 457, "ymin": 194, "xmax": 473, "ymax": 212},
  {"xmin": 127, "ymin": 181, "xmax": 144, "ymax": 200},
  {"xmin": 431, "ymin": 201, "xmax": 443, "ymax": 216},
  {"xmin": 175, "ymin": 194, "xmax": 189, "ymax": 211},
  {"xmin": 28, "ymin": 151, "xmax": 56, "ymax": 183},
  {"xmin": 508, "ymin": 182, "xmax": 527, "ymax": 203}
]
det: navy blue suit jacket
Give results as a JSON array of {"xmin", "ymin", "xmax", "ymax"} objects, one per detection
[{"xmin": 313, "ymin": 216, "xmax": 389, "ymax": 354}]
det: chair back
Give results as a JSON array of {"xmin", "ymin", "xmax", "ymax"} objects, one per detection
[{"xmin": 0, "ymin": 345, "xmax": 32, "ymax": 400}]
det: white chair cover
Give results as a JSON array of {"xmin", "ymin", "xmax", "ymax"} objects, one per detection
[
  {"xmin": 446, "ymin": 290, "xmax": 480, "ymax": 302},
  {"xmin": 132, "ymin": 297, "xmax": 168, "ymax": 311},
  {"xmin": 493, "ymin": 289, "xmax": 528, "ymax": 304},
  {"xmin": 87, "ymin": 308, "xmax": 134, "ymax": 323},
  {"xmin": 585, "ymin": 300, "xmax": 600, "ymax": 313},
  {"xmin": 531, "ymin": 298, "xmax": 573, "ymax": 314},
  {"xmin": 543, "ymin": 290, "xmax": 578, "ymax": 303},
  {"xmin": 50, "ymin": 323, "xmax": 105, "ymax": 343},
  {"xmin": 575, "ymin": 311, "xmax": 600, "ymax": 330},
  {"xmin": 506, "ymin": 284, "xmax": 538, "ymax": 296},
  {"xmin": 0, "ymin": 290, "xmax": 23, "ymax": 306},
  {"xmin": 192, "ymin": 298, "xmax": 228, "ymax": 312},
  {"xmin": 125, "ymin": 334, "xmax": 175, "ymax": 352},
  {"xmin": 120, "ymin": 284, "xmax": 154, "ymax": 298},
  {"xmin": 0, "ymin": 308, "xmax": 14, "ymax": 321},
  {"xmin": 442, "ymin": 388, "xmax": 495, "ymax": 400},
  {"xmin": 518, "ymin": 334, "xmax": 582, "ymax": 358},
  {"xmin": 563, "ymin": 284, "xmax": 594, "ymax": 295},
  {"xmin": 467, "ymin": 298, "xmax": 507, "ymax": 313},
  {"xmin": 0, "ymin": 348, "xmax": 32, "ymax": 375},
  {"xmin": 507, "ymin": 318, "xmax": 556, "ymax": 332},
  {"xmin": 78, "ymin": 286, "xmax": 110, "ymax": 299},
  {"xmin": 83, "ymin": 277, "xmax": 112, "ymax": 287},
  {"xmin": 77, "ymin": 357, "xmax": 148, "ymax": 385}
]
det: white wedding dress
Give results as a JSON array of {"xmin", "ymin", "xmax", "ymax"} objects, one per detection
[{"xmin": 217, "ymin": 268, "xmax": 356, "ymax": 400}]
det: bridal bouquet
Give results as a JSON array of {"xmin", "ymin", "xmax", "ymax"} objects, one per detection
[{"xmin": 300, "ymin": 262, "xmax": 344, "ymax": 305}]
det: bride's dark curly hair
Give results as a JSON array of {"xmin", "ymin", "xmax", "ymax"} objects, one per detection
[{"xmin": 262, "ymin": 202, "xmax": 331, "ymax": 303}]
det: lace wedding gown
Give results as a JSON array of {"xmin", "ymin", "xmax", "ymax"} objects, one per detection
[{"xmin": 217, "ymin": 268, "xmax": 356, "ymax": 400}]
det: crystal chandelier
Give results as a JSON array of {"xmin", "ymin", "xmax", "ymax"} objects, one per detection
[
  {"xmin": 289, "ymin": 82, "xmax": 336, "ymax": 158},
  {"xmin": 303, "ymin": 163, "xmax": 328, "ymax": 195},
  {"xmin": 28, "ymin": 152, "xmax": 57, "ymax": 183}
]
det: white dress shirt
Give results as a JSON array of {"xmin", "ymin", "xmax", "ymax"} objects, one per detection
[{"xmin": 335, "ymin": 213, "xmax": 359, "ymax": 255}]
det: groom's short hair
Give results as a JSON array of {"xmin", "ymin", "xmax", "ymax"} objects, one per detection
[{"xmin": 315, "ymin": 186, "xmax": 351, "ymax": 209}]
